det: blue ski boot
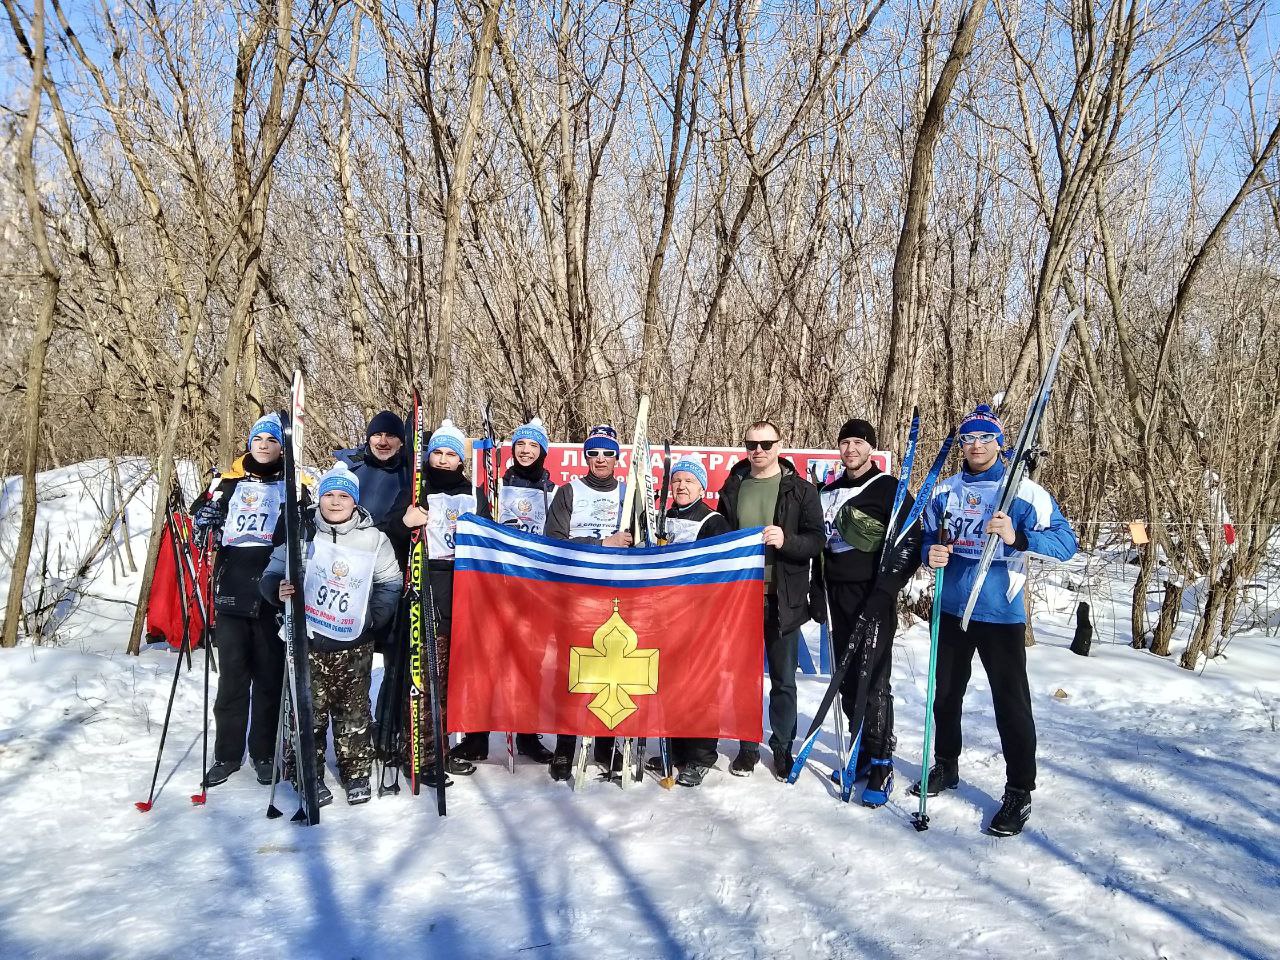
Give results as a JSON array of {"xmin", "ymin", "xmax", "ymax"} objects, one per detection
[
  {"xmin": 830, "ymin": 754, "xmax": 871, "ymax": 786},
  {"xmin": 860, "ymin": 759, "xmax": 894, "ymax": 808}
]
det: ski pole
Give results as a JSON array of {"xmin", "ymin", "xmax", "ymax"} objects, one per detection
[
  {"xmin": 913, "ymin": 508, "xmax": 948, "ymax": 832},
  {"xmin": 135, "ymin": 587, "xmax": 194, "ymax": 812},
  {"xmin": 265, "ymin": 677, "xmax": 289, "ymax": 819}
]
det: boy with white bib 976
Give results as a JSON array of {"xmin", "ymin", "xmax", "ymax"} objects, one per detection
[{"xmin": 262, "ymin": 463, "xmax": 401, "ymax": 806}]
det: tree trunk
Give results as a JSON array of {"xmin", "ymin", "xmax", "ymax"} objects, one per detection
[
  {"xmin": 1149, "ymin": 576, "xmax": 1183, "ymax": 657},
  {"xmin": 1129, "ymin": 541, "xmax": 1153, "ymax": 648},
  {"xmin": 878, "ymin": 0, "xmax": 988, "ymax": 448},
  {"xmin": 3, "ymin": 0, "xmax": 59, "ymax": 649},
  {"xmin": 430, "ymin": 0, "xmax": 503, "ymax": 423}
]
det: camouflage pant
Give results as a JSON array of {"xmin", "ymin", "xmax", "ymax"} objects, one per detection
[
  {"xmin": 310, "ymin": 644, "xmax": 374, "ymax": 784},
  {"xmin": 417, "ymin": 632, "xmax": 451, "ymax": 767}
]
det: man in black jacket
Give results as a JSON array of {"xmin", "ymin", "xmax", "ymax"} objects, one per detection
[
  {"xmin": 819, "ymin": 418, "xmax": 921, "ymax": 807},
  {"xmin": 717, "ymin": 421, "xmax": 824, "ymax": 780}
]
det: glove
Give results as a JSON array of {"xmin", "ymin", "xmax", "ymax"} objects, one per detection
[
  {"xmin": 808, "ymin": 596, "xmax": 828, "ymax": 625},
  {"xmin": 193, "ymin": 501, "xmax": 225, "ymax": 531},
  {"xmin": 859, "ymin": 588, "xmax": 897, "ymax": 621}
]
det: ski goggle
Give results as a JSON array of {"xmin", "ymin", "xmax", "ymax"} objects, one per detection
[
  {"xmin": 744, "ymin": 439, "xmax": 777, "ymax": 451},
  {"xmin": 585, "ymin": 449, "xmax": 617, "ymax": 460},
  {"xmin": 959, "ymin": 432, "xmax": 1000, "ymax": 446}
]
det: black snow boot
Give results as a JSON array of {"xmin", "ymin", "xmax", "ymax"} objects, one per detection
[
  {"xmin": 345, "ymin": 777, "xmax": 372, "ymax": 805},
  {"xmin": 515, "ymin": 734, "xmax": 554, "ymax": 764},
  {"xmin": 252, "ymin": 758, "xmax": 275, "ymax": 785},
  {"xmin": 987, "ymin": 788, "xmax": 1032, "ymax": 837},
  {"xmin": 452, "ymin": 733, "xmax": 490, "ymax": 762},
  {"xmin": 908, "ymin": 759, "xmax": 959, "ymax": 798},
  {"xmin": 771, "ymin": 749, "xmax": 794, "ymax": 782},
  {"xmin": 676, "ymin": 764, "xmax": 708, "ymax": 788},
  {"xmin": 203, "ymin": 759, "xmax": 241, "ymax": 787},
  {"xmin": 549, "ymin": 754, "xmax": 572, "ymax": 782},
  {"xmin": 316, "ymin": 778, "xmax": 334, "ymax": 808},
  {"xmin": 729, "ymin": 747, "xmax": 759, "ymax": 777}
]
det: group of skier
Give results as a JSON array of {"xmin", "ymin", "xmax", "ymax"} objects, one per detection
[{"xmin": 188, "ymin": 397, "xmax": 1076, "ymax": 838}]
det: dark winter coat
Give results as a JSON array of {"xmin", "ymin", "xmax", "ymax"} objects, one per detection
[
  {"xmin": 717, "ymin": 457, "xmax": 824, "ymax": 634},
  {"xmin": 335, "ymin": 445, "xmax": 412, "ymax": 568},
  {"xmin": 819, "ymin": 464, "xmax": 922, "ymax": 619}
]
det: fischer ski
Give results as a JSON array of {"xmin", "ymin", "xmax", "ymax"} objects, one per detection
[
  {"xmin": 482, "ymin": 403, "xmax": 517, "ymax": 775},
  {"xmin": 278, "ymin": 370, "xmax": 321, "ymax": 825},
  {"xmin": 655, "ymin": 440, "xmax": 675, "ymax": 789},
  {"xmin": 959, "ymin": 312, "xmax": 1077, "ymax": 630}
]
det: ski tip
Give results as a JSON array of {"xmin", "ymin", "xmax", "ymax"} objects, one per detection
[
  {"xmin": 189, "ymin": 792, "xmax": 207, "ymax": 806},
  {"xmin": 134, "ymin": 800, "xmax": 153, "ymax": 813}
]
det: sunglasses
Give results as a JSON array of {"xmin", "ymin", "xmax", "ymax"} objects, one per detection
[
  {"xmin": 959, "ymin": 432, "xmax": 999, "ymax": 446},
  {"xmin": 744, "ymin": 439, "xmax": 778, "ymax": 452},
  {"xmin": 585, "ymin": 449, "xmax": 617, "ymax": 460}
]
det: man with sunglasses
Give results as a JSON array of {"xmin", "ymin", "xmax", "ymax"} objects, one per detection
[
  {"xmin": 817, "ymin": 418, "xmax": 922, "ymax": 807},
  {"xmin": 717, "ymin": 421, "xmax": 824, "ymax": 780},
  {"xmin": 544, "ymin": 424, "xmax": 633, "ymax": 781},
  {"xmin": 911, "ymin": 403, "xmax": 1077, "ymax": 837}
]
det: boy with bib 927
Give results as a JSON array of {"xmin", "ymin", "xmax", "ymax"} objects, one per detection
[{"xmin": 262, "ymin": 463, "xmax": 402, "ymax": 806}]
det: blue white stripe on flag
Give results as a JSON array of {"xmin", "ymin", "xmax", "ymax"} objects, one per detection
[{"xmin": 454, "ymin": 515, "xmax": 765, "ymax": 588}]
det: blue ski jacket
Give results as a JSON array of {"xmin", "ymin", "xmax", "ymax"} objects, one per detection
[{"xmin": 921, "ymin": 461, "xmax": 1077, "ymax": 624}]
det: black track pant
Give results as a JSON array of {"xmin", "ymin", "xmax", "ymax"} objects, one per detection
[
  {"xmin": 212, "ymin": 609, "xmax": 285, "ymax": 765},
  {"xmin": 931, "ymin": 613, "xmax": 1037, "ymax": 792},
  {"xmin": 828, "ymin": 582, "xmax": 896, "ymax": 760}
]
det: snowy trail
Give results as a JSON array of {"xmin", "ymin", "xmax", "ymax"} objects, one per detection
[{"xmin": 2, "ymin": 617, "xmax": 1278, "ymax": 960}]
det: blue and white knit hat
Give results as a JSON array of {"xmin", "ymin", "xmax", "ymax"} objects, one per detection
[
  {"xmin": 317, "ymin": 462, "xmax": 360, "ymax": 503},
  {"xmin": 247, "ymin": 413, "xmax": 283, "ymax": 448},
  {"xmin": 427, "ymin": 419, "xmax": 467, "ymax": 459},
  {"xmin": 583, "ymin": 424, "xmax": 620, "ymax": 456},
  {"xmin": 958, "ymin": 404, "xmax": 1005, "ymax": 444},
  {"xmin": 511, "ymin": 416, "xmax": 549, "ymax": 453},
  {"xmin": 670, "ymin": 458, "xmax": 708, "ymax": 491}
]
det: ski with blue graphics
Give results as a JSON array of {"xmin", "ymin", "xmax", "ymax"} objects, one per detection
[
  {"xmin": 786, "ymin": 409, "xmax": 921, "ymax": 786},
  {"xmin": 959, "ymin": 312, "xmax": 1076, "ymax": 630},
  {"xmin": 840, "ymin": 430, "xmax": 956, "ymax": 804}
]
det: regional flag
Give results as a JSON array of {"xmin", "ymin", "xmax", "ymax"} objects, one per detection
[{"xmin": 449, "ymin": 515, "xmax": 765, "ymax": 741}]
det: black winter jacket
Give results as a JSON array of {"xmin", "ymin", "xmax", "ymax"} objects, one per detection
[{"xmin": 717, "ymin": 457, "xmax": 824, "ymax": 634}]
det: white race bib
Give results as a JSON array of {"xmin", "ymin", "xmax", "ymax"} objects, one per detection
[
  {"xmin": 946, "ymin": 480, "xmax": 1000, "ymax": 561},
  {"xmin": 222, "ymin": 480, "xmax": 283, "ymax": 548},
  {"xmin": 303, "ymin": 536, "xmax": 378, "ymax": 642},
  {"xmin": 426, "ymin": 492, "xmax": 476, "ymax": 559},
  {"xmin": 568, "ymin": 478, "xmax": 623, "ymax": 539},
  {"xmin": 665, "ymin": 514, "xmax": 712, "ymax": 544},
  {"xmin": 498, "ymin": 485, "xmax": 550, "ymax": 535},
  {"xmin": 820, "ymin": 473, "xmax": 890, "ymax": 554}
]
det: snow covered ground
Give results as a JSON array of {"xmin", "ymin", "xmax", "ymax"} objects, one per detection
[{"xmin": 1, "ymin": 463, "xmax": 1278, "ymax": 959}]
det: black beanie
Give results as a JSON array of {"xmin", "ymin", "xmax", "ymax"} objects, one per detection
[
  {"xmin": 837, "ymin": 418, "xmax": 877, "ymax": 447},
  {"xmin": 367, "ymin": 410, "xmax": 406, "ymax": 442}
]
